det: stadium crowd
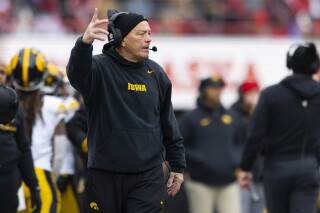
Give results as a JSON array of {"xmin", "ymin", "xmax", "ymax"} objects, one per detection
[
  {"xmin": 0, "ymin": 0, "xmax": 320, "ymax": 36},
  {"xmin": 1, "ymin": 1, "xmax": 320, "ymax": 213}
]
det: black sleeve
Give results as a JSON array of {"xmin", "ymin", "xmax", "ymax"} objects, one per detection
[
  {"xmin": 160, "ymin": 83, "xmax": 186, "ymax": 173},
  {"xmin": 239, "ymin": 91, "xmax": 269, "ymax": 171},
  {"xmin": 66, "ymin": 104, "xmax": 88, "ymax": 156},
  {"xmin": 178, "ymin": 112, "xmax": 193, "ymax": 147},
  {"xmin": 66, "ymin": 36, "xmax": 95, "ymax": 98},
  {"xmin": 15, "ymin": 107, "xmax": 39, "ymax": 190}
]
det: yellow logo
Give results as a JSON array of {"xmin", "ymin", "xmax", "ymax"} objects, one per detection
[
  {"xmin": 221, "ymin": 114, "xmax": 232, "ymax": 125},
  {"xmin": 0, "ymin": 124, "xmax": 17, "ymax": 132},
  {"xmin": 90, "ymin": 202, "xmax": 99, "ymax": 211},
  {"xmin": 147, "ymin": 70, "xmax": 155, "ymax": 74},
  {"xmin": 199, "ymin": 118, "xmax": 211, "ymax": 126},
  {"xmin": 81, "ymin": 138, "xmax": 88, "ymax": 153},
  {"xmin": 127, "ymin": 83, "xmax": 147, "ymax": 92}
]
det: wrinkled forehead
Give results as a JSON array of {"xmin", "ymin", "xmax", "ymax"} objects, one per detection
[{"xmin": 132, "ymin": 21, "xmax": 151, "ymax": 32}]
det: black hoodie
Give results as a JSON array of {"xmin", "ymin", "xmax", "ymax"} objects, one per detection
[
  {"xmin": 67, "ymin": 38, "xmax": 186, "ymax": 173},
  {"xmin": 240, "ymin": 74, "xmax": 320, "ymax": 171}
]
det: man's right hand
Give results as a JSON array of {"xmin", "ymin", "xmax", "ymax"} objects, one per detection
[
  {"xmin": 82, "ymin": 8, "xmax": 109, "ymax": 44},
  {"xmin": 237, "ymin": 170, "xmax": 252, "ymax": 190},
  {"xmin": 167, "ymin": 172, "xmax": 184, "ymax": 197}
]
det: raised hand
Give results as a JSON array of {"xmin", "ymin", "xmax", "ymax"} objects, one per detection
[{"xmin": 82, "ymin": 8, "xmax": 109, "ymax": 44}]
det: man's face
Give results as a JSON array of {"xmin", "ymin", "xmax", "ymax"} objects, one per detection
[
  {"xmin": 0, "ymin": 61, "xmax": 7, "ymax": 86},
  {"xmin": 121, "ymin": 21, "xmax": 152, "ymax": 62},
  {"xmin": 243, "ymin": 89, "xmax": 260, "ymax": 109},
  {"xmin": 203, "ymin": 86, "xmax": 222, "ymax": 107}
]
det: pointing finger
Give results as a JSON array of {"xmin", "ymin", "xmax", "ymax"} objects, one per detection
[{"xmin": 91, "ymin": 8, "xmax": 98, "ymax": 23}]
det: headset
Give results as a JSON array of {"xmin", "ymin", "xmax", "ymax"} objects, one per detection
[
  {"xmin": 107, "ymin": 10, "xmax": 128, "ymax": 47},
  {"xmin": 286, "ymin": 42, "xmax": 320, "ymax": 74}
]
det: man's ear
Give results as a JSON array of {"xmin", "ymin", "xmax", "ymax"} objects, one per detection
[{"xmin": 121, "ymin": 39, "xmax": 126, "ymax": 47}]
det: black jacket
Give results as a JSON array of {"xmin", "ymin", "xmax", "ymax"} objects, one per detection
[
  {"xmin": 67, "ymin": 38, "xmax": 186, "ymax": 173},
  {"xmin": 0, "ymin": 106, "xmax": 38, "ymax": 190},
  {"xmin": 179, "ymin": 100, "xmax": 239, "ymax": 185},
  {"xmin": 240, "ymin": 74, "xmax": 320, "ymax": 171}
]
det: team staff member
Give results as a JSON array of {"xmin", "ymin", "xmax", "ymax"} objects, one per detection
[
  {"xmin": 0, "ymin": 60, "xmax": 41, "ymax": 213},
  {"xmin": 67, "ymin": 8, "xmax": 186, "ymax": 213},
  {"xmin": 179, "ymin": 75, "xmax": 241, "ymax": 213},
  {"xmin": 238, "ymin": 42, "xmax": 320, "ymax": 213}
]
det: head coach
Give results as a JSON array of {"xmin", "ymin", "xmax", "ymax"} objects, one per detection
[{"xmin": 66, "ymin": 8, "xmax": 186, "ymax": 213}]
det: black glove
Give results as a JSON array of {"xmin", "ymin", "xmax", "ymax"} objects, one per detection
[
  {"xmin": 57, "ymin": 175, "xmax": 72, "ymax": 193},
  {"xmin": 30, "ymin": 186, "xmax": 41, "ymax": 213}
]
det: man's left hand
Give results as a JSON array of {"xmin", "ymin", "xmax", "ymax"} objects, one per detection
[{"xmin": 167, "ymin": 172, "xmax": 184, "ymax": 197}]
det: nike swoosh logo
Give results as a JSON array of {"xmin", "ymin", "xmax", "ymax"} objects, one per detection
[{"xmin": 147, "ymin": 70, "xmax": 155, "ymax": 74}]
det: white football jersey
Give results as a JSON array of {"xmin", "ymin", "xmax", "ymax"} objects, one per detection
[
  {"xmin": 53, "ymin": 96, "xmax": 79, "ymax": 175},
  {"xmin": 31, "ymin": 95, "xmax": 66, "ymax": 171},
  {"xmin": 62, "ymin": 96, "xmax": 80, "ymax": 123},
  {"xmin": 59, "ymin": 139, "xmax": 75, "ymax": 175}
]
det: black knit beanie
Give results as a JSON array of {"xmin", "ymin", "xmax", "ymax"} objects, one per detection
[{"xmin": 114, "ymin": 13, "xmax": 148, "ymax": 38}]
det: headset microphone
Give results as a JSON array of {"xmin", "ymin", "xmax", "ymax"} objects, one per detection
[{"xmin": 149, "ymin": 46, "xmax": 157, "ymax": 52}]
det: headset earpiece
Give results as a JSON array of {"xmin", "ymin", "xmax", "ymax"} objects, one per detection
[
  {"xmin": 107, "ymin": 12, "xmax": 127, "ymax": 47},
  {"xmin": 286, "ymin": 44, "xmax": 304, "ymax": 70}
]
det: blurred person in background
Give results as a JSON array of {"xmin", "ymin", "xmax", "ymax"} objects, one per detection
[
  {"xmin": 238, "ymin": 42, "xmax": 320, "ymax": 213},
  {"xmin": 0, "ymin": 59, "xmax": 41, "ymax": 213},
  {"xmin": 230, "ymin": 80, "xmax": 265, "ymax": 213},
  {"xmin": 11, "ymin": 48, "xmax": 66, "ymax": 213},
  {"xmin": 53, "ymin": 66, "xmax": 81, "ymax": 213},
  {"xmin": 66, "ymin": 7, "xmax": 186, "ymax": 213},
  {"xmin": 42, "ymin": 63, "xmax": 81, "ymax": 213},
  {"xmin": 179, "ymin": 75, "xmax": 241, "ymax": 213}
]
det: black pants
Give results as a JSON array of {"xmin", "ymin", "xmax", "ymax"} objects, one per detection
[
  {"xmin": 0, "ymin": 167, "xmax": 21, "ymax": 213},
  {"xmin": 263, "ymin": 156, "xmax": 320, "ymax": 213},
  {"xmin": 83, "ymin": 165, "xmax": 165, "ymax": 213}
]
